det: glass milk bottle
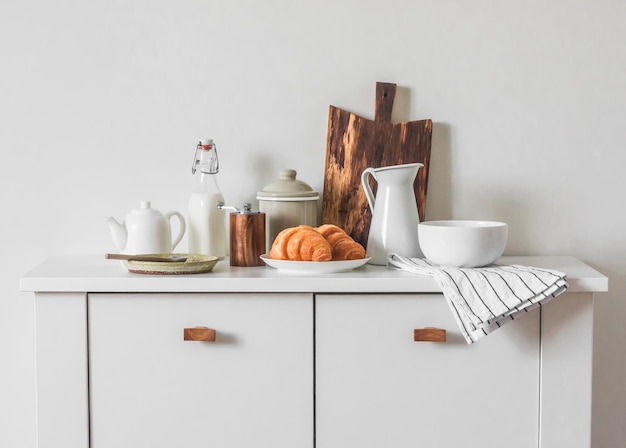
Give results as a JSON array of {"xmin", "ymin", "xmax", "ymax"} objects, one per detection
[{"xmin": 188, "ymin": 138, "xmax": 226, "ymax": 258}]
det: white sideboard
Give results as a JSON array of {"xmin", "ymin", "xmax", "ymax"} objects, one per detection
[{"xmin": 21, "ymin": 255, "xmax": 608, "ymax": 448}]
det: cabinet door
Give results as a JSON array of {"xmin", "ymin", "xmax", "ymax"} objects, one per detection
[
  {"xmin": 315, "ymin": 294, "xmax": 540, "ymax": 448},
  {"xmin": 88, "ymin": 293, "xmax": 313, "ymax": 448}
]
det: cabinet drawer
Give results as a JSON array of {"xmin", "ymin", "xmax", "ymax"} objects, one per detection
[
  {"xmin": 88, "ymin": 293, "xmax": 313, "ymax": 448},
  {"xmin": 315, "ymin": 294, "xmax": 540, "ymax": 448}
]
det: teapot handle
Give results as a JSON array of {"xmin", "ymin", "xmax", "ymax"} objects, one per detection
[
  {"xmin": 361, "ymin": 168, "xmax": 377, "ymax": 212},
  {"xmin": 166, "ymin": 211, "xmax": 186, "ymax": 251}
]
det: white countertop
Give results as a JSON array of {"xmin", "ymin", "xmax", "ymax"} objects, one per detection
[{"xmin": 20, "ymin": 255, "xmax": 608, "ymax": 294}]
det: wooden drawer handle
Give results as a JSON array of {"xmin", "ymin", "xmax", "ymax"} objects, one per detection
[
  {"xmin": 414, "ymin": 327, "xmax": 446, "ymax": 342},
  {"xmin": 184, "ymin": 326, "xmax": 216, "ymax": 342}
]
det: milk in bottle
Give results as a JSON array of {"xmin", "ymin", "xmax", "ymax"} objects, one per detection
[{"xmin": 188, "ymin": 138, "xmax": 226, "ymax": 258}]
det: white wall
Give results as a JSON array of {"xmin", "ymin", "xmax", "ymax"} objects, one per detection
[{"xmin": 1, "ymin": 0, "xmax": 624, "ymax": 446}]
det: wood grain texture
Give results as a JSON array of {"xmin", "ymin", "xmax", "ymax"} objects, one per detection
[
  {"xmin": 229, "ymin": 213, "xmax": 266, "ymax": 267},
  {"xmin": 322, "ymin": 82, "xmax": 432, "ymax": 246},
  {"xmin": 184, "ymin": 326, "xmax": 216, "ymax": 342},
  {"xmin": 413, "ymin": 327, "xmax": 446, "ymax": 342}
]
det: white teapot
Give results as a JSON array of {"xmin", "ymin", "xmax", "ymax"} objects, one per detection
[{"xmin": 106, "ymin": 201, "xmax": 186, "ymax": 254}]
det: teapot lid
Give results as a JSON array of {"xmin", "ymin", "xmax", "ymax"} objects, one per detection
[
  {"xmin": 257, "ymin": 169, "xmax": 319, "ymax": 200},
  {"xmin": 130, "ymin": 201, "xmax": 162, "ymax": 215}
]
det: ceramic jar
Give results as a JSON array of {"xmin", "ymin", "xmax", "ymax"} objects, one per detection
[{"xmin": 256, "ymin": 169, "xmax": 319, "ymax": 250}]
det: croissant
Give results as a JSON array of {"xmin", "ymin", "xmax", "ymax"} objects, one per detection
[
  {"xmin": 269, "ymin": 225, "xmax": 332, "ymax": 261},
  {"xmin": 315, "ymin": 224, "xmax": 366, "ymax": 260}
]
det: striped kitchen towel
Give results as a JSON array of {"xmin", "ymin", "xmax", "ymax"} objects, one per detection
[{"xmin": 387, "ymin": 254, "xmax": 569, "ymax": 343}]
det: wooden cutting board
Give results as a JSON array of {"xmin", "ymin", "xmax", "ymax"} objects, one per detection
[{"xmin": 321, "ymin": 82, "xmax": 432, "ymax": 247}]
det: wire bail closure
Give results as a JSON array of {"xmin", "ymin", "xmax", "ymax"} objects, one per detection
[
  {"xmin": 191, "ymin": 141, "xmax": 201, "ymax": 174},
  {"xmin": 191, "ymin": 140, "xmax": 219, "ymax": 175}
]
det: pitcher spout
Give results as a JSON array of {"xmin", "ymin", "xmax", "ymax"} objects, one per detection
[{"xmin": 106, "ymin": 217, "xmax": 127, "ymax": 251}]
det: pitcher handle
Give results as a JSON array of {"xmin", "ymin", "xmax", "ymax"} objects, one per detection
[
  {"xmin": 166, "ymin": 211, "xmax": 186, "ymax": 251},
  {"xmin": 361, "ymin": 168, "xmax": 376, "ymax": 212}
]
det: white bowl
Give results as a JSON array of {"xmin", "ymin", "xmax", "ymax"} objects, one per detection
[{"xmin": 418, "ymin": 220, "xmax": 508, "ymax": 268}]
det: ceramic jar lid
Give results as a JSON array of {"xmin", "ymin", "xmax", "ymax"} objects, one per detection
[{"xmin": 256, "ymin": 169, "xmax": 319, "ymax": 201}]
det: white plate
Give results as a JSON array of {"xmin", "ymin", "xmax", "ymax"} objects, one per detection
[{"xmin": 260, "ymin": 255, "xmax": 370, "ymax": 274}]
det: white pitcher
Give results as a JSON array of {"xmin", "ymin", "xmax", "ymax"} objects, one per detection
[{"xmin": 361, "ymin": 163, "xmax": 423, "ymax": 265}]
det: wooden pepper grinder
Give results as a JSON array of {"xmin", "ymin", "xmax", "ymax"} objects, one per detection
[{"xmin": 218, "ymin": 202, "xmax": 266, "ymax": 266}]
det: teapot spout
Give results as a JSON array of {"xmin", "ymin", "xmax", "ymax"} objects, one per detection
[{"xmin": 106, "ymin": 217, "xmax": 127, "ymax": 251}]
